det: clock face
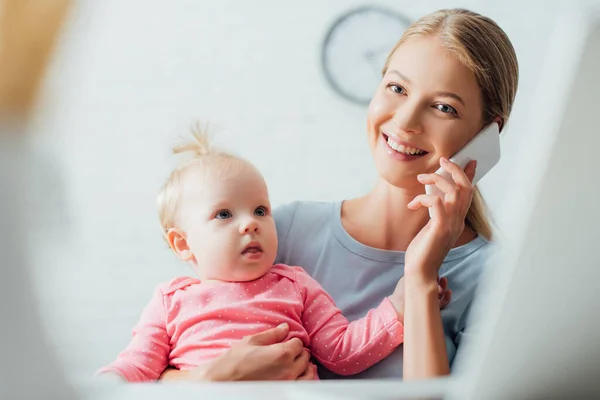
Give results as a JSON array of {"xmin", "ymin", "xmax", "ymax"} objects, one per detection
[{"xmin": 322, "ymin": 6, "xmax": 411, "ymax": 105}]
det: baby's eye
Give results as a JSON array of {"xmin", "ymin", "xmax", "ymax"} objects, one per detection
[
  {"xmin": 215, "ymin": 210, "xmax": 232, "ymax": 220},
  {"xmin": 254, "ymin": 206, "xmax": 267, "ymax": 217}
]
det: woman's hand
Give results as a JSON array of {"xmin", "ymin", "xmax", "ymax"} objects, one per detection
[
  {"xmin": 405, "ymin": 158, "xmax": 477, "ymax": 281},
  {"xmin": 159, "ymin": 323, "xmax": 310, "ymax": 381},
  {"xmin": 296, "ymin": 362, "xmax": 319, "ymax": 380}
]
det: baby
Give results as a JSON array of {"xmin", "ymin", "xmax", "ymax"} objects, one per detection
[{"xmin": 98, "ymin": 128, "xmax": 450, "ymax": 382}]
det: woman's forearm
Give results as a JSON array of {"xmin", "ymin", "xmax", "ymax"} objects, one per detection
[
  {"xmin": 402, "ymin": 276, "xmax": 450, "ymax": 380},
  {"xmin": 159, "ymin": 368, "xmax": 194, "ymax": 381},
  {"xmin": 159, "ymin": 361, "xmax": 228, "ymax": 382}
]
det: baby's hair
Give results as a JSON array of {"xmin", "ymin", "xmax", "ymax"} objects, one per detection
[
  {"xmin": 172, "ymin": 121, "xmax": 212, "ymax": 157},
  {"xmin": 157, "ymin": 122, "xmax": 247, "ymax": 240}
]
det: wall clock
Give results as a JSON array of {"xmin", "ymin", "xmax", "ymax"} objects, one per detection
[{"xmin": 321, "ymin": 6, "xmax": 412, "ymax": 105}]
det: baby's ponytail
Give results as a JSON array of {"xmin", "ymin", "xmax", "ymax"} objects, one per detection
[{"xmin": 172, "ymin": 122, "xmax": 212, "ymax": 157}]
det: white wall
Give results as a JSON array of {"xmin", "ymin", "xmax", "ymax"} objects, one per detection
[{"xmin": 25, "ymin": 0, "xmax": 582, "ymax": 381}]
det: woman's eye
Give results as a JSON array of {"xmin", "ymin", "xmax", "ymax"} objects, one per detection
[
  {"xmin": 254, "ymin": 206, "xmax": 267, "ymax": 217},
  {"xmin": 215, "ymin": 210, "xmax": 232, "ymax": 220},
  {"xmin": 388, "ymin": 84, "xmax": 406, "ymax": 95},
  {"xmin": 436, "ymin": 103, "xmax": 458, "ymax": 116}
]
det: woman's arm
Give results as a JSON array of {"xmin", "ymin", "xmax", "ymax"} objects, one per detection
[
  {"xmin": 403, "ymin": 158, "xmax": 477, "ymax": 380},
  {"xmin": 159, "ymin": 358, "xmax": 317, "ymax": 382},
  {"xmin": 159, "ymin": 366, "xmax": 210, "ymax": 381},
  {"xmin": 402, "ymin": 275, "xmax": 450, "ymax": 379},
  {"xmin": 158, "ymin": 323, "xmax": 312, "ymax": 381}
]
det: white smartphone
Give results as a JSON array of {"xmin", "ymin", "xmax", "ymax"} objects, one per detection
[{"xmin": 424, "ymin": 122, "xmax": 501, "ymax": 216}]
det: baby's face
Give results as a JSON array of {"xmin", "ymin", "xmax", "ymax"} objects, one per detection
[{"xmin": 176, "ymin": 163, "xmax": 277, "ymax": 282}]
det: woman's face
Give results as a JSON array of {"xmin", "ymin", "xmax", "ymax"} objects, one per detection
[{"xmin": 367, "ymin": 35, "xmax": 485, "ymax": 190}]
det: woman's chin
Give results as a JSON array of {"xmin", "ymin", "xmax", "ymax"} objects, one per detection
[
  {"xmin": 374, "ymin": 162, "xmax": 423, "ymax": 190},
  {"xmin": 376, "ymin": 173, "xmax": 420, "ymax": 193}
]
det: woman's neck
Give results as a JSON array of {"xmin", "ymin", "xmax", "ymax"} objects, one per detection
[
  {"xmin": 341, "ymin": 178, "xmax": 476, "ymax": 251},
  {"xmin": 342, "ymin": 179, "xmax": 429, "ymax": 251}
]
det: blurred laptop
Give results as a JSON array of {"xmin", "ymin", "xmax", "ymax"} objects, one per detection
[{"xmin": 449, "ymin": 5, "xmax": 600, "ymax": 399}]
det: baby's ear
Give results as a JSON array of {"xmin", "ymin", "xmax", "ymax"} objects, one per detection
[{"xmin": 166, "ymin": 228, "xmax": 194, "ymax": 261}]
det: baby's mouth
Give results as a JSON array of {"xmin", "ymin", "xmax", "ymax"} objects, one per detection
[{"xmin": 242, "ymin": 243, "xmax": 263, "ymax": 254}]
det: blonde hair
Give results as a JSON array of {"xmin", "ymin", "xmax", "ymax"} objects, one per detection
[
  {"xmin": 383, "ymin": 8, "xmax": 519, "ymax": 240},
  {"xmin": 157, "ymin": 123, "xmax": 246, "ymax": 237}
]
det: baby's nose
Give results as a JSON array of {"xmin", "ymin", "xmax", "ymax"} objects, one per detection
[{"xmin": 240, "ymin": 218, "xmax": 259, "ymax": 234}]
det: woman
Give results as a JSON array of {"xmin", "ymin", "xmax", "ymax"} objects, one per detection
[{"xmin": 161, "ymin": 7, "xmax": 519, "ymax": 381}]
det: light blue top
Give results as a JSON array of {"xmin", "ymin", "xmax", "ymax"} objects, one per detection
[{"xmin": 273, "ymin": 200, "xmax": 492, "ymax": 380}]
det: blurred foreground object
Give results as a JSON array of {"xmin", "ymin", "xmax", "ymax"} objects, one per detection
[
  {"xmin": 0, "ymin": 0, "xmax": 71, "ymax": 116},
  {"xmin": 0, "ymin": 0, "xmax": 76, "ymax": 399}
]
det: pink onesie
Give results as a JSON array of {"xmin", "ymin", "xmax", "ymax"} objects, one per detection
[{"xmin": 98, "ymin": 264, "xmax": 404, "ymax": 381}]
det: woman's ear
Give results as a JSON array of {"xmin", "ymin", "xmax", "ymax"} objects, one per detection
[
  {"xmin": 166, "ymin": 228, "xmax": 194, "ymax": 261},
  {"xmin": 493, "ymin": 116, "xmax": 504, "ymax": 132}
]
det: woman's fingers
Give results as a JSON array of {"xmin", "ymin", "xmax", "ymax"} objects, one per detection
[
  {"xmin": 297, "ymin": 362, "xmax": 318, "ymax": 381},
  {"xmin": 245, "ymin": 322, "xmax": 289, "ymax": 346},
  {"xmin": 417, "ymin": 173, "xmax": 457, "ymax": 194},
  {"xmin": 407, "ymin": 194, "xmax": 447, "ymax": 221},
  {"xmin": 290, "ymin": 349, "xmax": 310, "ymax": 380},
  {"xmin": 416, "ymin": 158, "xmax": 476, "ymax": 216},
  {"xmin": 281, "ymin": 337, "xmax": 305, "ymax": 360},
  {"xmin": 440, "ymin": 157, "xmax": 477, "ymax": 187}
]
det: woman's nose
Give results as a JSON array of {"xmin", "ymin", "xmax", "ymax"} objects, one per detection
[
  {"xmin": 239, "ymin": 218, "xmax": 259, "ymax": 234},
  {"xmin": 392, "ymin": 100, "xmax": 423, "ymax": 135}
]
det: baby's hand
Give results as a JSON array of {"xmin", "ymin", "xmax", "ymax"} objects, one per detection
[
  {"xmin": 436, "ymin": 276, "xmax": 452, "ymax": 309},
  {"xmin": 438, "ymin": 278, "xmax": 452, "ymax": 310},
  {"xmin": 388, "ymin": 276, "xmax": 452, "ymax": 323}
]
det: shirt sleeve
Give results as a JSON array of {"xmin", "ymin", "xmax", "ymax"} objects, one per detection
[
  {"xmin": 293, "ymin": 268, "xmax": 404, "ymax": 375},
  {"xmin": 96, "ymin": 286, "xmax": 171, "ymax": 382}
]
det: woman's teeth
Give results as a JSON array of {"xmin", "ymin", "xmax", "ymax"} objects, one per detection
[{"xmin": 386, "ymin": 136, "xmax": 425, "ymax": 155}]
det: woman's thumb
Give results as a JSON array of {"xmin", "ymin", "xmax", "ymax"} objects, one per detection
[{"xmin": 247, "ymin": 323, "xmax": 289, "ymax": 345}]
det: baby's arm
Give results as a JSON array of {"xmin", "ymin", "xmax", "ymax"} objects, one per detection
[
  {"xmin": 96, "ymin": 286, "xmax": 171, "ymax": 382},
  {"xmin": 294, "ymin": 268, "xmax": 404, "ymax": 376}
]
